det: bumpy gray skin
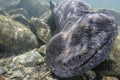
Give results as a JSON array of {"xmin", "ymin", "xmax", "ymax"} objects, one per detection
[
  {"xmin": 46, "ymin": 0, "xmax": 118, "ymax": 78},
  {"xmin": 50, "ymin": 0, "xmax": 92, "ymax": 31}
]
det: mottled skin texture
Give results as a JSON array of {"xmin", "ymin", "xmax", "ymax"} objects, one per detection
[{"xmin": 46, "ymin": 0, "xmax": 118, "ymax": 78}]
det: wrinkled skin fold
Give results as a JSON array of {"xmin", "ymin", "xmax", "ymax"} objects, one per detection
[{"xmin": 46, "ymin": 0, "xmax": 118, "ymax": 78}]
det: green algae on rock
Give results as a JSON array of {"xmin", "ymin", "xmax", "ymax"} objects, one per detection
[
  {"xmin": 12, "ymin": 49, "xmax": 44, "ymax": 67},
  {"xmin": 0, "ymin": 15, "xmax": 38, "ymax": 53},
  {"xmin": 29, "ymin": 19, "xmax": 52, "ymax": 43},
  {"xmin": 38, "ymin": 45, "xmax": 46, "ymax": 57},
  {"xmin": 1, "ymin": 0, "xmax": 49, "ymax": 19},
  {"xmin": 40, "ymin": 11, "xmax": 51, "ymax": 23}
]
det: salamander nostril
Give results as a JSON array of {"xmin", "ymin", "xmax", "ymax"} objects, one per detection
[
  {"xmin": 63, "ymin": 63, "xmax": 67, "ymax": 66},
  {"xmin": 78, "ymin": 55, "xmax": 81, "ymax": 59}
]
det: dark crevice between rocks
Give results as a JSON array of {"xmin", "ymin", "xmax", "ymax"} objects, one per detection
[{"xmin": 47, "ymin": 14, "xmax": 59, "ymax": 36}]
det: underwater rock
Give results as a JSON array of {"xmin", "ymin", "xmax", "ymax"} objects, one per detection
[
  {"xmin": 10, "ymin": 70, "xmax": 24, "ymax": 79},
  {"xmin": 8, "ymin": 8, "xmax": 29, "ymax": 19},
  {"xmin": 0, "ymin": 10, "xmax": 9, "ymax": 16},
  {"xmin": 0, "ymin": 15, "xmax": 38, "ymax": 52},
  {"xmin": 29, "ymin": 18, "xmax": 52, "ymax": 43},
  {"xmin": 12, "ymin": 49, "xmax": 44, "ymax": 67},
  {"xmin": 11, "ymin": 14, "xmax": 29, "ymax": 26},
  {"xmin": 16, "ymin": 0, "xmax": 49, "ymax": 18},
  {"xmin": 38, "ymin": 45, "xmax": 46, "ymax": 55},
  {"xmin": 46, "ymin": 0, "xmax": 118, "ymax": 78},
  {"xmin": 102, "ymin": 76, "xmax": 119, "ymax": 80},
  {"xmin": 1, "ymin": 0, "xmax": 49, "ymax": 19},
  {"xmin": 38, "ymin": 45, "xmax": 46, "ymax": 57},
  {"xmin": 40, "ymin": 11, "xmax": 51, "ymax": 23}
]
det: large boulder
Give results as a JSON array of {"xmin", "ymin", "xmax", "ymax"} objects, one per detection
[{"xmin": 0, "ymin": 15, "xmax": 38, "ymax": 53}]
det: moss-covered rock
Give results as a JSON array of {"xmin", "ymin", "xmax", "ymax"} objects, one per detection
[
  {"xmin": 29, "ymin": 18, "xmax": 52, "ymax": 43},
  {"xmin": 0, "ymin": 15, "xmax": 38, "ymax": 53},
  {"xmin": 40, "ymin": 11, "xmax": 51, "ymax": 23},
  {"xmin": 12, "ymin": 49, "xmax": 44, "ymax": 67},
  {"xmin": 0, "ymin": 0, "xmax": 49, "ymax": 19},
  {"xmin": 0, "ymin": 10, "xmax": 9, "ymax": 16},
  {"xmin": 38, "ymin": 45, "xmax": 46, "ymax": 57}
]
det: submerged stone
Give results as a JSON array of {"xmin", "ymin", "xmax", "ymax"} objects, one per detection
[
  {"xmin": 8, "ymin": 8, "xmax": 29, "ymax": 19},
  {"xmin": 102, "ymin": 76, "xmax": 119, "ymax": 80},
  {"xmin": 16, "ymin": 0, "xmax": 49, "ymax": 18},
  {"xmin": 12, "ymin": 49, "xmax": 44, "ymax": 67},
  {"xmin": 29, "ymin": 18, "xmax": 52, "ymax": 43},
  {"xmin": 46, "ymin": 0, "xmax": 118, "ymax": 78},
  {"xmin": 0, "ymin": 15, "xmax": 38, "ymax": 53},
  {"xmin": 12, "ymin": 14, "xmax": 29, "ymax": 26}
]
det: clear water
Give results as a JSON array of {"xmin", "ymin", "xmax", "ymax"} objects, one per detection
[
  {"xmin": 51, "ymin": 0, "xmax": 120, "ymax": 11},
  {"xmin": 84, "ymin": 0, "xmax": 120, "ymax": 11}
]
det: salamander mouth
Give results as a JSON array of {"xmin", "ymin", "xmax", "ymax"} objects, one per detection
[{"xmin": 71, "ymin": 33, "xmax": 112, "ymax": 72}]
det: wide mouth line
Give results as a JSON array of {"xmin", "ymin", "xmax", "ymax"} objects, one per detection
[{"xmin": 70, "ymin": 33, "xmax": 111, "ymax": 70}]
